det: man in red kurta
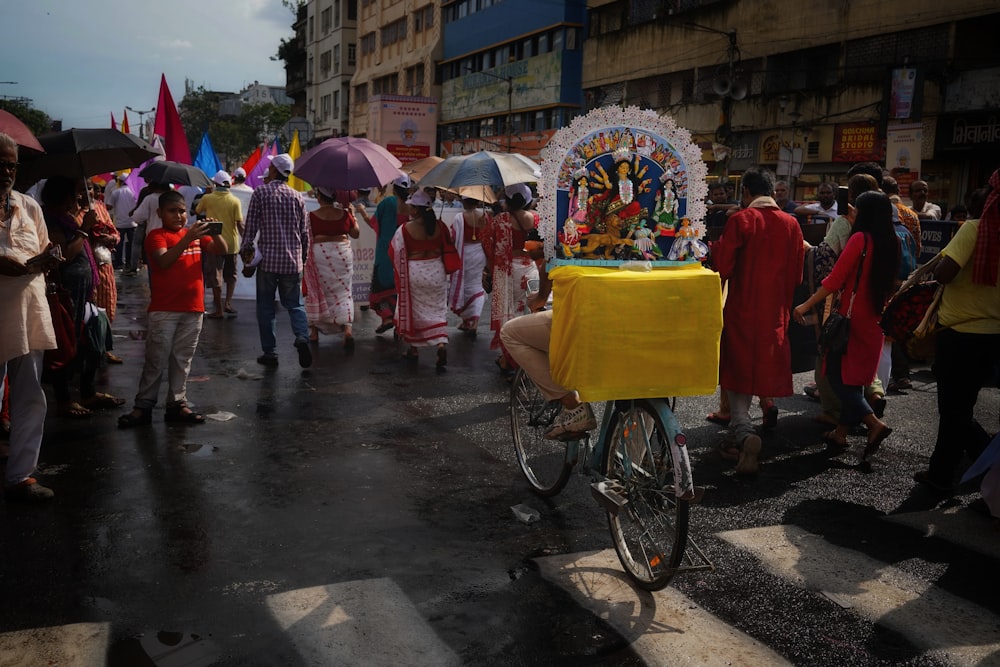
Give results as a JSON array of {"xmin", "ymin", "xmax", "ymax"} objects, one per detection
[{"xmin": 712, "ymin": 167, "xmax": 804, "ymax": 476}]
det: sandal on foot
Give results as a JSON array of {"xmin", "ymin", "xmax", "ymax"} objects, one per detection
[
  {"xmin": 205, "ymin": 312, "xmax": 224, "ymax": 320},
  {"xmin": 105, "ymin": 352, "xmax": 124, "ymax": 364},
  {"xmin": 436, "ymin": 347, "xmax": 447, "ymax": 368},
  {"xmin": 118, "ymin": 410, "xmax": 152, "ymax": 429},
  {"xmin": 803, "ymin": 384, "xmax": 820, "ymax": 401},
  {"xmin": 224, "ymin": 306, "xmax": 238, "ymax": 315},
  {"xmin": 81, "ymin": 392, "xmax": 126, "ymax": 409},
  {"xmin": 718, "ymin": 442, "xmax": 740, "ymax": 461},
  {"xmin": 706, "ymin": 412, "xmax": 731, "ymax": 426},
  {"xmin": 822, "ymin": 431, "xmax": 849, "ymax": 449},
  {"xmin": 862, "ymin": 425, "xmax": 892, "ymax": 461},
  {"xmin": 344, "ymin": 336, "xmax": 355, "ymax": 351},
  {"xmin": 58, "ymin": 402, "xmax": 93, "ymax": 419},
  {"xmin": 403, "ymin": 348, "xmax": 419, "ymax": 360},
  {"xmin": 375, "ymin": 321, "xmax": 394, "ymax": 334},
  {"xmin": 164, "ymin": 403, "xmax": 205, "ymax": 425},
  {"xmin": 762, "ymin": 403, "xmax": 778, "ymax": 430}
]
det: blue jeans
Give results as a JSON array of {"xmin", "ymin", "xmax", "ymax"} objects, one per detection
[{"xmin": 255, "ymin": 270, "xmax": 309, "ymax": 355}]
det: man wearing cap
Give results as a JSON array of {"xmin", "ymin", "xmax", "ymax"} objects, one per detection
[
  {"xmin": 196, "ymin": 170, "xmax": 244, "ymax": 318},
  {"xmin": 239, "ymin": 153, "xmax": 312, "ymax": 368},
  {"xmin": 106, "ymin": 174, "xmax": 137, "ymax": 269},
  {"xmin": 230, "ymin": 167, "xmax": 252, "ymax": 193}
]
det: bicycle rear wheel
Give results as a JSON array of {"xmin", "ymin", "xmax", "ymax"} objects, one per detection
[
  {"xmin": 511, "ymin": 369, "xmax": 572, "ymax": 496},
  {"xmin": 601, "ymin": 399, "xmax": 689, "ymax": 591}
]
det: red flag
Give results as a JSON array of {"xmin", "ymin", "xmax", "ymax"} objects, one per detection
[
  {"xmin": 111, "ymin": 112, "xmax": 117, "ymax": 130},
  {"xmin": 241, "ymin": 145, "xmax": 263, "ymax": 175},
  {"xmin": 153, "ymin": 74, "xmax": 191, "ymax": 164},
  {"xmin": 121, "ymin": 109, "xmax": 130, "ymax": 135}
]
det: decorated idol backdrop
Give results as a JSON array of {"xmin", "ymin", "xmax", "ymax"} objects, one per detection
[{"xmin": 539, "ymin": 107, "xmax": 708, "ymax": 264}]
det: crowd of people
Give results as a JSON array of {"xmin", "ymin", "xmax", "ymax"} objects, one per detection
[{"xmin": 1, "ymin": 130, "xmax": 997, "ymax": 518}]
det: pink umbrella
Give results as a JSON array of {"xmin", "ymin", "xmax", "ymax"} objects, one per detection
[
  {"xmin": 293, "ymin": 137, "xmax": 403, "ymax": 190},
  {"xmin": 0, "ymin": 110, "xmax": 44, "ymax": 153}
]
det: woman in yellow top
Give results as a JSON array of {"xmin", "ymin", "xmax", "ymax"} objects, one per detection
[{"xmin": 913, "ymin": 174, "xmax": 1000, "ymax": 494}]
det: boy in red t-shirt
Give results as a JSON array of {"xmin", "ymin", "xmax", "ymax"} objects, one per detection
[{"xmin": 118, "ymin": 190, "xmax": 227, "ymax": 427}]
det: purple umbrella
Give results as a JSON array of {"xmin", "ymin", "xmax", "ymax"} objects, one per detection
[{"xmin": 293, "ymin": 137, "xmax": 403, "ymax": 190}]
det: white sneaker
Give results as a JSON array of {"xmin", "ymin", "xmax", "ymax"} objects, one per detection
[{"xmin": 544, "ymin": 403, "xmax": 597, "ymax": 440}]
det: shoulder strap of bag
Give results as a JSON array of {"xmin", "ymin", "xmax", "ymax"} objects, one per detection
[{"xmin": 844, "ymin": 236, "xmax": 867, "ymax": 318}]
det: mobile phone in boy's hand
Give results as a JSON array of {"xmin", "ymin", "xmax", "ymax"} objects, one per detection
[{"xmin": 206, "ymin": 222, "xmax": 224, "ymax": 236}]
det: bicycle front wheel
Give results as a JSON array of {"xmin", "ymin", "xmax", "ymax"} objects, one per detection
[
  {"xmin": 510, "ymin": 369, "xmax": 572, "ymax": 496},
  {"xmin": 601, "ymin": 400, "xmax": 689, "ymax": 591}
]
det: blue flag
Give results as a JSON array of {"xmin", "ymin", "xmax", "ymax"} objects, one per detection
[{"xmin": 193, "ymin": 131, "xmax": 223, "ymax": 178}]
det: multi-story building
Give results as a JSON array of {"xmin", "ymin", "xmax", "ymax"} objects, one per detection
[
  {"xmin": 436, "ymin": 0, "xmax": 585, "ymax": 159},
  {"xmin": 582, "ymin": 0, "xmax": 1000, "ymax": 211},
  {"xmin": 305, "ymin": 0, "xmax": 360, "ymax": 141},
  {"xmin": 349, "ymin": 0, "xmax": 443, "ymax": 141}
]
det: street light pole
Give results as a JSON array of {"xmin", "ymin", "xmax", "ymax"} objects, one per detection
[
  {"xmin": 126, "ymin": 106, "xmax": 155, "ymax": 140},
  {"xmin": 467, "ymin": 67, "xmax": 513, "ymax": 153}
]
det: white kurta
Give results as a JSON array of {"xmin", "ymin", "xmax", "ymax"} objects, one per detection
[{"xmin": 0, "ymin": 192, "xmax": 56, "ymax": 363}]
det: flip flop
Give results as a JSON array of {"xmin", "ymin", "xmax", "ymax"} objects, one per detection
[
  {"xmin": 822, "ymin": 431, "xmax": 849, "ymax": 449},
  {"xmin": 205, "ymin": 312, "xmax": 224, "ymax": 320},
  {"xmin": 58, "ymin": 402, "xmax": 93, "ymax": 419},
  {"xmin": 706, "ymin": 412, "xmax": 731, "ymax": 426},
  {"xmin": 718, "ymin": 443, "xmax": 740, "ymax": 461},
  {"xmin": 81, "ymin": 393, "xmax": 126, "ymax": 409},
  {"xmin": 862, "ymin": 425, "xmax": 893, "ymax": 461},
  {"xmin": 376, "ymin": 321, "xmax": 395, "ymax": 334},
  {"xmin": 762, "ymin": 404, "xmax": 778, "ymax": 429},
  {"xmin": 224, "ymin": 306, "xmax": 238, "ymax": 315}
]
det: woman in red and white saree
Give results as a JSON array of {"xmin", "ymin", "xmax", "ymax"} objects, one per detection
[
  {"xmin": 303, "ymin": 188, "xmax": 360, "ymax": 349},
  {"xmin": 481, "ymin": 183, "xmax": 539, "ymax": 374},
  {"xmin": 447, "ymin": 197, "xmax": 490, "ymax": 337},
  {"xmin": 389, "ymin": 189, "xmax": 450, "ymax": 369}
]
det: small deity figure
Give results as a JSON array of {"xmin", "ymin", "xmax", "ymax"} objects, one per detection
[
  {"xmin": 667, "ymin": 218, "xmax": 708, "ymax": 261},
  {"xmin": 559, "ymin": 216, "xmax": 582, "ymax": 257},
  {"xmin": 632, "ymin": 221, "xmax": 663, "ymax": 260},
  {"xmin": 652, "ymin": 167, "xmax": 679, "ymax": 230},
  {"xmin": 567, "ymin": 166, "xmax": 590, "ymax": 225},
  {"xmin": 587, "ymin": 150, "xmax": 651, "ymax": 232}
]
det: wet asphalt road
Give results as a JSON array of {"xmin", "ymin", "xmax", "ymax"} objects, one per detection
[{"xmin": 1, "ymin": 273, "xmax": 998, "ymax": 666}]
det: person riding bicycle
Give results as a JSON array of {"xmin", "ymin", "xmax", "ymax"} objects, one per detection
[{"xmin": 500, "ymin": 234, "xmax": 597, "ymax": 441}]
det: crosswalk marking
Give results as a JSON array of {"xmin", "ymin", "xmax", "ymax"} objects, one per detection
[
  {"xmin": 535, "ymin": 549, "xmax": 793, "ymax": 666},
  {"xmin": 0, "ymin": 622, "xmax": 109, "ymax": 667},
  {"xmin": 718, "ymin": 525, "xmax": 1000, "ymax": 666},
  {"xmin": 884, "ymin": 506, "xmax": 1000, "ymax": 560},
  {"xmin": 267, "ymin": 578, "xmax": 461, "ymax": 666}
]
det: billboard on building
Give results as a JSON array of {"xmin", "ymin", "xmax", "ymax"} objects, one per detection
[
  {"xmin": 832, "ymin": 122, "xmax": 882, "ymax": 163},
  {"xmin": 368, "ymin": 95, "xmax": 438, "ymax": 164},
  {"xmin": 887, "ymin": 124, "xmax": 923, "ymax": 198}
]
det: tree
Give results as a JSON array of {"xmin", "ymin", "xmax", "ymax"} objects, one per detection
[
  {"xmin": 0, "ymin": 100, "xmax": 53, "ymax": 137},
  {"xmin": 179, "ymin": 86, "xmax": 293, "ymax": 169}
]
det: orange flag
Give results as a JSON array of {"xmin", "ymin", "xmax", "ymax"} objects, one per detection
[{"xmin": 121, "ymin": 109, "xmax": 130, "ymax": 134}]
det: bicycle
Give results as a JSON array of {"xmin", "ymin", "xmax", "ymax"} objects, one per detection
[{"xmin": 510, "ymin": 368, "xmax": 713, "ymax": 591}]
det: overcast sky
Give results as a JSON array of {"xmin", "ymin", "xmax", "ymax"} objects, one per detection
[{"xmin": 1, "ymin": 0, "xmax": 294, "ymax": 130}]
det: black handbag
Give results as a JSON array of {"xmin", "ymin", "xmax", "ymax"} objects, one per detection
[{"xmin": 819, "ymin": 238, "xmax": 867, "ymax": 355}]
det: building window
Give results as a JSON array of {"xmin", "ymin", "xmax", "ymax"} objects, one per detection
[
  {"xmin": 347, "ymin": 0, "xmax": 357, "ymax": 20},
  {"xmin": 414, "ymin": 5, "xmax": 434, "ymax": 32},
  {"xmin": 334, "ymin": 44, "xmax": 341, "ymax": 74},
  {"xmin": 348, "ymin": 43, "xmax": 356, "ymax": 66},
  {"xmin": 334, "ymin": 0, "xmax": 341, "ymax": 27},
  {"xmin": 372, "ymin": 74, "xmax": 398, "ymax": 96},
  {"xmin": 360, "ymin": 32, "xmax": 376, "ymax": 55},
  {"xmin": 308, "ymin": 56, "xmax": 314, "ymax": 82},
  {"xmin": 308, "ymin": 16, "xmax": 314, "ymax": 40},
  {"xmin": 321, "ymin": 7, "xmax": 332, "ymax": 33},
  {"xmin": 405, "ymin": 64, "xmax": 425, "ymax": 96},
  {"xmin": 333, "ymin": 91, "xmax": 340, "ymax": 119},
  {"xmin": 381, "ymin": 17, "xmax": 407, "ymax": 46},
  {"xmin": 320, "ymin": 50, "xmax": 332, "ymax": 76},
  {"xmin": 354, "ymin": 83, "xmax": 368, "ymax": 105},
  {"xmin": 322, "ymin": 94, "xmax": 332, "ymax": 120}
]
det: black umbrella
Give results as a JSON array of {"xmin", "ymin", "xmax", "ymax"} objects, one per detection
[
  {"xmin": 17, "ymin": 128, "xmax": 160, "ymax": 185},
  {"xmin": 139, "ymin": 160, "xmax": 212, "ymax": 188}
]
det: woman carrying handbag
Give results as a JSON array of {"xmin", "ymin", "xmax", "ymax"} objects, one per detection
[{"xmin": 793, "ymin": 191, "xmax": 898, "ymax": 460}]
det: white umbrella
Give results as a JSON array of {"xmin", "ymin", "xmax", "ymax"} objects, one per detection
[{"xmin": 418, "ymin": 150, "xmax": 540, "ymax": 190}]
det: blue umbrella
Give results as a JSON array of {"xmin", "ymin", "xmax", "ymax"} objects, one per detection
[{"xmin": 417, "ymin": 150, "xmax": 540, "ymax": 189}]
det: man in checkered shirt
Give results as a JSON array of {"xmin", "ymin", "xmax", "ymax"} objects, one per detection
[{"xmin": 240, "ymin": 153, "xmax": 313, "ymax": 369}]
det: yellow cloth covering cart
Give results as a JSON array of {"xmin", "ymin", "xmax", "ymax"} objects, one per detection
[{"xmin": 549, "ymin": 264, "xmax": 723, "ymax": 402}]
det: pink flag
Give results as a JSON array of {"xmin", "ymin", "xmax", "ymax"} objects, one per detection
[
  {"xmin": 246, "ymin": 142, "xmax": 277, "ymax": 189},
  {"xmin": 111, "ymin": 112, "xmax": 117, "ymax": 130},
  {"xmin": 153, "ymin": 74, "xmax": 192, "ymax": 164}
]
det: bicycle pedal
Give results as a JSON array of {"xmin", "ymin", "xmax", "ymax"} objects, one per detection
[{"xmin": 591, "ymin": 480, "xmax": 628, "ymax": 516}]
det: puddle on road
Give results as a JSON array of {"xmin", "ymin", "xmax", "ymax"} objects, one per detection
[
  {"xmin": 108, "ymin": 631, "xmax": 220, "ymax": 667},
  {"xmin": 177, "ymin": 444, "xmax": 218, "ymax": 457}
]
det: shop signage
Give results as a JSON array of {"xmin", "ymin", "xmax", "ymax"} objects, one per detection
[
  {"xmin": 368, "ymin": 95, "xmax": 437, "ymax": 164},
  {"xmin": 728, "ymin": 132, "xmax": 758, "ymax": 171},
  {"xmin": 886, "ymin": 124, "xmax": 923, "ymax": 198},
  {"xmin": 832, "ymin": 122, "xmax": 881, "ymax": 162},
  {"xmin": 890, "ymin": 68, "xmax": 918, "ymax": 120},
  {"xmin": 935, "ymin": 112, "xmax": 1000, "ymax": 152}
]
